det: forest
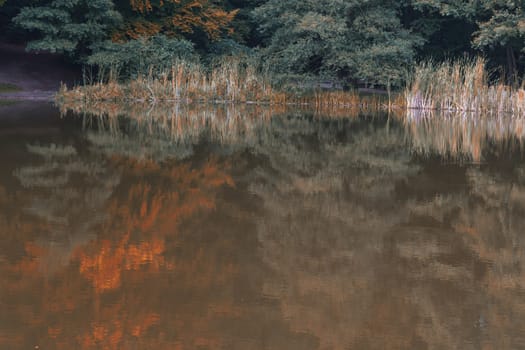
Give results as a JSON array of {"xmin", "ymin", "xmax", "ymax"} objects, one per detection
[{"xmin": 1, "ymin": 0, "xmax": 524, "ymax": 89}]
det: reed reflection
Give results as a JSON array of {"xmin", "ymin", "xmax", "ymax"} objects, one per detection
[{"xmin": 404, "ymin": 109, "xmax": 525, "ymax": 162}]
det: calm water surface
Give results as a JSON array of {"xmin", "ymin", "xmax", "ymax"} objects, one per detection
[{"xmin": 1, "ymin": 102, "xmax": 525, "ymax": 349}]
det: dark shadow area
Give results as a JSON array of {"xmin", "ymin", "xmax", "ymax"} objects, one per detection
[{"xmin": 0, "ymin": 43, "xmax": 80, "ymax": 101}]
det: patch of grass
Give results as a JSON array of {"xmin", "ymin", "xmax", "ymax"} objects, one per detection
[
  {"xmin": 0, "ymin": 99, "xmax": 19, "ymax": 106},
  {"xmin": 0, "ymin": 82, "xmax": 23, "ymax": 93}
]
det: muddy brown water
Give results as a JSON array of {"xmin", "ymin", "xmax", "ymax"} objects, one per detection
[{"xmin": 1, "ymin": 101, "xmax": 525, "ymax": 349}]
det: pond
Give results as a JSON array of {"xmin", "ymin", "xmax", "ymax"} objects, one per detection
[{"xmin": 1, "ymin": 101, "xmax": 525, "ymax": 349}]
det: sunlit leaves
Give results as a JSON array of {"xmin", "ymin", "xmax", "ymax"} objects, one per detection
[{"xmin": 116, "ymin": 0, "xmax": 239, "ymax": 41}]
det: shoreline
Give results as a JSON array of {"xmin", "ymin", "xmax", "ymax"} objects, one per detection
[
  {"xmin": 0, "ymin": 41, "xmax": 79, "ymax": 103},
  {"xmin": 0, "ymin": 91, "xmax": 56, "ymax": 101}
]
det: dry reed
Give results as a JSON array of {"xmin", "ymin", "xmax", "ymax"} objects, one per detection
[
  {"xmin": 56, "ymin": 59, "xmax": 396, "ymax": 110},
  {"xmin": 58, "ymin": 59, "xmax": 274, "ymax": 104},
  {"xmin": 406, "ymin": 57, "xmax": 525, "ymax": 115}
]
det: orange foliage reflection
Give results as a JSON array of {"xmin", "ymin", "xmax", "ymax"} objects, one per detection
[
  {"xmin": 76, "ymin": 234, "xmax": 170, "ymax": 293},
  {"xmin": 0, "ymin": 155, "xmax": 237, "ymax": 349},
  {"xmin": 74, "ymin": 157, "xmax": 233, "ymax": 294}
]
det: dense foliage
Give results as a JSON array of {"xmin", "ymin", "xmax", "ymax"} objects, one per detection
[
  {"xmin": 253, "ymin": 0, "xmax": 421, "ymax": 86},
  {"xmin": 13, "ymin": 0, "xmax": 122, "ymax": 59},
  {"xmin": 3, "ymin": 0, "xmax": 525, "ymax": 86},
  {"xmin": 112, "ymin": 0, "xmax": 238, "ymax": 43},
  {"xmin": 88, "ymin": 35, "xmax": 197, "ymax": 78}
]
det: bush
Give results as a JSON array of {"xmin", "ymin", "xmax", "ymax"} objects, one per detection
[{"xmin": 87, "ymin": 35, "xmax": 198, "ymax": 79}]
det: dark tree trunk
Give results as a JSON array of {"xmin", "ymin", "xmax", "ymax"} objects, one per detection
[{"xmin": 506, "ymin": 45, "xmax": 517, "ymax": 86}]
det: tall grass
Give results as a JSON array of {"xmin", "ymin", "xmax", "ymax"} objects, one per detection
[
  {"xmin": 405, "ymin": 57, "xmax": 525, "ymax": 115},
  {"xmin": 58, "ymin": 58, "xmax": 274, "ymax": 104},
  {"xmin": 56, "ymin": 58, "xmax": 396, "ymax": 110}
]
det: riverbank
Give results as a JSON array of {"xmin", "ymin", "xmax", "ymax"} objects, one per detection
[{"xmin": 0, "ymin": 42, "xmax": 79, "ymax": 101}]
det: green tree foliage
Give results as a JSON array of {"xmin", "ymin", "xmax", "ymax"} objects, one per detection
[
  {"xmin": 410, "ymin": 0, "xmax": 480, "ymax": 18},
  {"xmin": 253, "ymin": 0, "xmax": 422, "ymax": 86},
  {"xmin": 88, "ymin": 35, "xmax": 197, "ymax": 78},
  {"xmin": 473, "ymin": 0, "xmax": 525, "ymax": 81},
  {"xmin": 226, "ymin": 0, "xmax": 265, "ymax": 47},
  {"xmin": 0, "ymin": 0, "xmax": 36, "ymax": 41},
  {"xmin": 8, "ymin": 0, "xmax": 525, "ymax": 86},
  {"xmin": 13, "ymin": 0, "xmax": 122, "ymax": 59},
  {"xmin": 473, "ymin": 1, "xmax": 525, "ymax": 48},
  {"xmin": 411, "ymin": 0, "xmax": 525, "ymax": 81}
]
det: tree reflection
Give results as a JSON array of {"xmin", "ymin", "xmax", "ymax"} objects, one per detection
[
  {"xmin": 2, "ymin": 104, "xmax": 525, "ymax": 349},
  {"xmin": 0, "ymin": 139, "xmax": 238, "ymax": 348},
  {"xmin": 250, "ymin": 114, "xmax": 525, "ymax": 349}
]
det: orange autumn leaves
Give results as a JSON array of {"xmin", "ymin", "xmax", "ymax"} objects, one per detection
[{"xmin": 116, "ymin": 0, "xmax": 239, "ymax": 41}]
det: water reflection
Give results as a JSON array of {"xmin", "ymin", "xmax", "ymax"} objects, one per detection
[
  {"xmin": 404, "ymin": 109, "xmax": 525, "ymax": 162},
  {"xmin": 1, "ymin": 102, "xmax": 525, "ymax": 349}
]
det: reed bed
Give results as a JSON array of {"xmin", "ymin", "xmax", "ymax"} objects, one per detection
[
  {"xmin": 56, "ymin": 59, "xmax": 396, "ymax": 110},
  {"xmin": 267, "ymin": 90, "xmax": 396, "ymax": 109},
  {"xmin": 403, "ymin": 109, "xmax": 525, "ymax": 162},
  {"xmin": 406, "ymin": 57, "xmax": 525, "ymax": 115},
  {"xmin": 58, "ymin": 59, "xmax": 274, "ymax": 104}
]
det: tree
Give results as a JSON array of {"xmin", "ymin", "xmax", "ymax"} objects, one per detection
[
  {"xmin": 410, "ymin": 0, "xmax": 480, "ymax": 18},
  {"xmin": 253, "ymin": 0, "xmax": 422, "ymax": 86},
  {"xmin": 403, "ymin": 0, "xmax": 478, "ymax": 61},
  {"xmin": 112, "ymin": 0, "xmax": 238, "ymax": 43},
  {"xmin": 410, "ymin": 0, "xmax": 525, "ymax": 82},
  {"xmin": 225, "ymin": 0, "xmax": 265, "ymax": 47},
  {"xmin": 88, "ymin": 35, "xmax": 197, "ymax": 78},
  {"xmin": 472, "ymin": 0, "xmax": 525, "ymax": 83},
  {"xmin": 13, "ymin": 0, "xmax": 122, "ymax": 59}
]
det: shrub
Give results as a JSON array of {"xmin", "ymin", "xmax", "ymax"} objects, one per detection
[{"xmin": 87, "ymin": 35, "xmax": 198, "ymax": 79}]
